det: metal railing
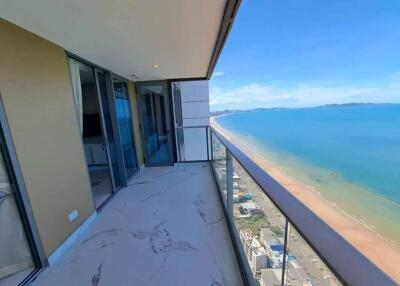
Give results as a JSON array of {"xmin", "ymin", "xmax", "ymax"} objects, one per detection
[
  {"xmin": 175, "ymin": 124, "xmax": 397, "ymax": 286},
  {"xmin": 208, "ymin": 126, "xmax": 397, "ymax": 286}
]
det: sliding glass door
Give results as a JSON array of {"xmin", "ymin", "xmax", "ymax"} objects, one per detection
[
  {"xmin": 69, "ymin": 57, "xmax": 140, "ymax": 197},
  {"xmin": 113, "ymin": 78, "xmax": 138, "ymax": 178},
  {"xmin": 69, "ymin": 58, "xmax": 114, "ymax": 208},
  {"xmin": 137, "ymin": 81, "xmax": 174, "ymax": 166}
]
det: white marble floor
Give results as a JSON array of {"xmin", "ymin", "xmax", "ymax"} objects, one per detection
[{"xmin": 31, "ymin": 163, "xmax": 243, "ymax": 286}]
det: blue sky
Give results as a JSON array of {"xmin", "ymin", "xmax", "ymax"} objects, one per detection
[{"xmin": 210, "ymin": 0, "xmax": 400, "ymax": 111}]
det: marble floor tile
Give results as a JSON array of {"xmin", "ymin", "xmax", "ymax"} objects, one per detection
[{"xmin": 31, "ymin": 163, "xmax": 243, "ymax": 286}]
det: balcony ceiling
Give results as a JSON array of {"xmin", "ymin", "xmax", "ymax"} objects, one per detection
[{"xmin": 0, "ymin": 0, "xmax": 229, "ymax": 80}]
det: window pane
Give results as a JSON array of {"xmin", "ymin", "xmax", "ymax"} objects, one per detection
[
  {"xmin": 285, "ymin": 223, "xmax": 343, "ymax": 286},
  {"xmin": 211, "ymin": 135, "xmax": 227, "ymax": 206},
  {"xmin": 232, "ymin": 157, "xmax": 286, "ymax": 285},
  {"xmin": 113, "ymin": 80, "xmax": 138, "ymax": 178},
  {"xmin": 178, "ymin": 127, "xmax": 208, "ymax": 161}
]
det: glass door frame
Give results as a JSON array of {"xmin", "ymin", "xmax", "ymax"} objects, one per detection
[
  {"xmin": 136, "ymin": 80, "xmax": 175, "ymax": 167},
  {"xmin": 0, "ymin": 95, "xmax": 47, "ymax": 283},
  {"xmin": 170, "ymin": 82, "xmax": 184, "ymax": 162}
]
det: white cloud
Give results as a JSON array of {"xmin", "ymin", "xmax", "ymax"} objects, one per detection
[
  {"xmin": 212, "ymin": 71, "xmax": 225, "ymax": 77},
  {"xmin": 210, "ymin": 75, "xmax": 400, "ymax": 111}
]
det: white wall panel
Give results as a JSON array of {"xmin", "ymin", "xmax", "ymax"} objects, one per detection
[
  {"xmin": 180, "ymin": 81, "xmax": 209, "ymax": 102},
  {"xmin": 182, "ymin": 102, "xmax": 209, "ymax": 120}
]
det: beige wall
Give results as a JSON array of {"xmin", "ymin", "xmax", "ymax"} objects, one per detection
[
  {"xmin": 0, "ymin": 19, "xmax": 95, "ymax": 256},
  {"xmin": 127, "ymin": 81, "xmax": 144, "ymax": 166}
]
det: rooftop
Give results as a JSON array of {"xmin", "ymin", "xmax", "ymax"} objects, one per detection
[
  {"xmin": 261, "ymin": 269, "xmax": 282, "ymax": 286},
  {"xmin": 260, "ymin": 228, "xmax": 277, "ymax": 244}
]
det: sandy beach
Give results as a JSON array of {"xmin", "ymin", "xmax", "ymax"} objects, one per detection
[{"xmin": 211, "ymin": 118, "xmax": 400, "ymax": 283}]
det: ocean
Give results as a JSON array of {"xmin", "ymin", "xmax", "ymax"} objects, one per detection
[{"xmin": 215, "ymin": 104, "xmax": 400, "ymax": 245}]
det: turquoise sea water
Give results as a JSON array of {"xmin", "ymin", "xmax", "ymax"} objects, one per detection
[{"xmin": 215, "ymin": 104, "xmax": 400, "ymax": 243}]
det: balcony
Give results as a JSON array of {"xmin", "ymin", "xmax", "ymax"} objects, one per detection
[
  {"xmin": 27, "ymin": 125, "xmax": 398, "ymax": 286},
  {"xmin": 175, "ymin": 126, "xmax": 398, "ymax": 286},
  {"xmin": 0, "ymin": 1, "xmax": 397, "ymax": 285},
  {"xmin": 30, "ymin": 163, "xmax": 243, "ymax": 286}
]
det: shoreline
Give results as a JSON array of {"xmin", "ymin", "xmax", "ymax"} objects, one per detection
[{"xmin": 211, "ymin": 118, "xmax": 400, "ymax": 283}]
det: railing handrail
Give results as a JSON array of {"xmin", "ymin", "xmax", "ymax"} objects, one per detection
[
  {"xmin": 175, "ymin": 125, "xmax": 210, "ymax": 129},
  {"xmin": 210, "ymin": 125, "xmax": 397, "ymax": 286}
]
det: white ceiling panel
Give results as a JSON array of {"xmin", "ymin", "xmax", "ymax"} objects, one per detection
[{"xmin": 0, "ymin": 0, "xmax": 227, "ymax": 80}]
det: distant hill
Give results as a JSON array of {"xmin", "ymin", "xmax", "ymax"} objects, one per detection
[
  {"xmin": 210, "ymin": 103, "xmax": 398, "ymax": 117},
  {"xmin": 210, "ymin": 107, "xmax": 285, "ymax": 117},
  {"xmin": 321, "ymin": 103, "xmax": 375, "ymax": 108}
]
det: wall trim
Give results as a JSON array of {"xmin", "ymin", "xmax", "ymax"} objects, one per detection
[
  {"xmin": 181, "ymin": 100, "xmax": 209, "ymax": 103},
  {"xmin": 47, "ymin": 212, "xmax": 97, "ymax": 265},
  {"xmin": 206, "ymin": 0, "xmax": 241, "ymax": 79}
]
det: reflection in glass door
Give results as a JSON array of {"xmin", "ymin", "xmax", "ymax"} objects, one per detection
[
  {"xmin": 95, "ymin": 71, "xmax": 122, "ymax": 189},
  {"xmin": 0, "ymin": 130, "xmax": 35, "ymax": 284},
  {"xmin": 137, "ymin": 82, "xmax": 173, "ymax": 166},
  {"xmin": 113, "ymin": 78, "xmax": 138, "ymax": 178},
  {"xmin": 172, "ymin": 83, "xmax": 184, "ymax": 161}
]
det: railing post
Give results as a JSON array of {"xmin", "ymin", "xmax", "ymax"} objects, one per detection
[
  {"xmin": 226, "ymin": 150, "xmax": 233, "ymax": 219},
  {"xmin": 281, "ymin": 219, "xmax": 289, "ymax": 286},
  {"xmin": 206, "ymin": 126, "xmax": 210, "ymax": 161},
  {"xmin": 210, "ymin": 129, "xmax": 214, "ymax": 161}
]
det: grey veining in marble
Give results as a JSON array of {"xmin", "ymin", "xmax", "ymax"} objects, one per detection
[
  {"xmin": 91, "ymin": 263, "xmax": 103, "ymax": 286},
  {"xmin": 31, "ymin": 163, "xmax": 243, "ymax": 286}
]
